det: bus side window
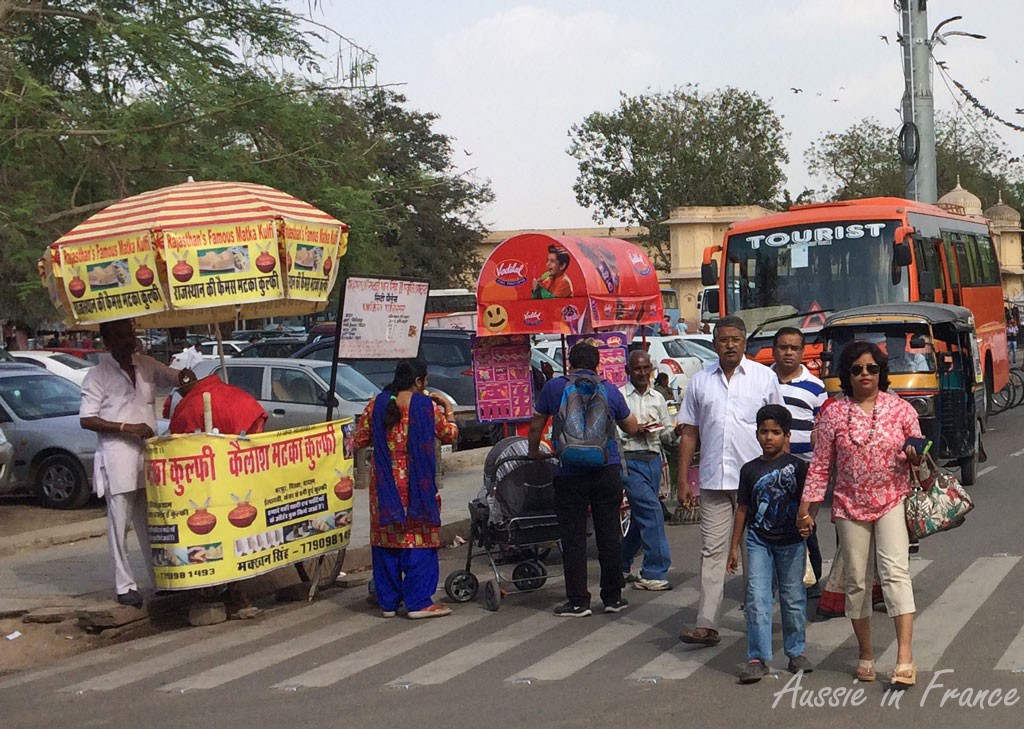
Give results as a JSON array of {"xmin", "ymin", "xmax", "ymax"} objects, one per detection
[
  {"xmin": 975, "ymin": 235, "xmax": 1001, "ymax": 285},
  {"xmin": 913, "ymin": 239, "xmax": 936, "ymax": 301}
]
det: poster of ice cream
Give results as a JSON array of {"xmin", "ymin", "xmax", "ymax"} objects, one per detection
[
  {"xmin": 473, "ymin": 337, "xmax": 533, "ymax": 423},
  {"xmin": 566, "ymin": 331, "xmax": 629, "ymax": 387}
]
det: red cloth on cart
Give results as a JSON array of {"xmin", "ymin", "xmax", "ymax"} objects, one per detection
[{"xmin": 169, "ymin": 375, "xmax": 267, "ymax": 435}]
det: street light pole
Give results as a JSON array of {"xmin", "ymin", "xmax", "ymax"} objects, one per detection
[{"xmin": 899, "ymin": 0, "xmax": 937, "ymax": 203}]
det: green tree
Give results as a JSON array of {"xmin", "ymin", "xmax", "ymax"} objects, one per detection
[
  {"xmin": 805, "ymin": 113, "xmax": 1024, "ymax": 209},
  {"xmin": 0, "ymin": 2, "xmax": 490, "ymax": 326},
  {"xmin": 567, "ymin": 85, "xmax": 789, "ymax": 269}
]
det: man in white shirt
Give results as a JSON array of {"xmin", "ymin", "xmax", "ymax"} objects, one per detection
[
  {"xmin": 80, "ymin": 319, "xmax": 193, "ymax": 607},
  {"xmin": 171, "ymin": 341, "xmax": 203, "ymax": 370},
  {"xmin": 675, "ymin": 318, "xmax": 689, "ymax": 335},
  {"xmin": 675, "ymin": 315, "xmax": 784, "ymax": 646},
  {"xmin": 619, "ymin": 350, "xmax": 676, "ymax": 591}
]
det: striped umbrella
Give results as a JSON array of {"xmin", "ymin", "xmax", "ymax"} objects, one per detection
[{"xmin": 41, "ymin": 180, "xmax": 348, "ymax": 329}]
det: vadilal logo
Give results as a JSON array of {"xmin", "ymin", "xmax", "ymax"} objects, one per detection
[
  {"xmin": 523, "ymin": 310, "xmax": 543, "ymax": 326},
  {"xmin": 495, "ymin": 260, "xmax": 527, "ymax": 287},
  {"xmin": 629, "ymin": 251, "xmax": 652, "ymax": 276}
]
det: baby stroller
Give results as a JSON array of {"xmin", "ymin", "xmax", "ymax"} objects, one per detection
[{"xmin": 443, "ymin": 436, "xmax": 562, "ymax": 611}]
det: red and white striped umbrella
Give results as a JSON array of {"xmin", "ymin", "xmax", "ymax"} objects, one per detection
[{"xmin": 41, "ymin": 180, "xmax": 348, "ymax": 329}]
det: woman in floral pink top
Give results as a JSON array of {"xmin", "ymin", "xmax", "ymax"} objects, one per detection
[{"xmin": 798, "ymin": 341, "xmax": 922, "ymax": 687}]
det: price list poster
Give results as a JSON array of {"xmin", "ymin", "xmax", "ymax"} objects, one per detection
[{"xmin": 473, "ymin": 340, "xmax": 533, "ymax": 423}]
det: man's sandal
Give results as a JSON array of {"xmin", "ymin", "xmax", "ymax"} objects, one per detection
[
  {"xmin": 679, "ymin": 627, "xmax": 721, "ymax": 646},
  {"xmin": 854, "ymin": 659, "xmax": 876, "ymax": 682},
  {"xmin": 890, "ymin": 663, "xmax": 916, "ymax": 687}
]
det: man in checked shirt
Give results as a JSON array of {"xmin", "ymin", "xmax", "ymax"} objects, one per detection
[{"xmin": 618, "ymin": 349, "xmax": 677, "ymax": 591}]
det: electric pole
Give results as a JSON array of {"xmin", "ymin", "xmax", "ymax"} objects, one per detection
[{"xmin": 899, "ymin": 0, "xmax": 937, "ymax": 203}]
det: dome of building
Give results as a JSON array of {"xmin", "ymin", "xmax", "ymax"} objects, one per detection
[
  {"xmin": 937, "ymin": 175, "xmax": 983, "ymax": 216},
  {"xmin": 984, "ymin": 192, "xmax": 1021, "ymax": 225}
]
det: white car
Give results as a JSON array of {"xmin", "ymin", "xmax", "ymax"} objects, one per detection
[
  {"xmin": 10, "ymin": 351, "xmax": 95, "ymax": 386},
  {"xmin": 170, "ymin": 340, "xmax": 247, "ymax": 367},
  {"xmin": 632, "ymin": 335, "xmax": 716, "ymax": 401}
]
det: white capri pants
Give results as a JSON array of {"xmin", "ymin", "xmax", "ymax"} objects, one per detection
[{"xmin": 835, "ymin": 502, "xmax": 915, "ymax": 619}]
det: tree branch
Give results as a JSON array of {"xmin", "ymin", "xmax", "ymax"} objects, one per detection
[{"xmin": 38, "ymin": 199, "xmax": 119, "ymax": 225}]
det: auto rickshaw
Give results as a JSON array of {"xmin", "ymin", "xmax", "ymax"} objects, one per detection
[{"xmin": 819, "ymin": 303, "xmax": 986, "ymax": 485}]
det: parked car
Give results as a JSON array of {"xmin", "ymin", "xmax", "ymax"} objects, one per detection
[
  {"xmin": 304, "ymin": 321, "xmax": 337, "ymax": 345},
  {"xmin": 191, "ymin": 357, "xmax": 379, "ymax": 432},
  {"xmin": 10, "ymin": 351, "xmax": 95, "ymax": 386},
  {"xmin": 0, "ymin": 369, "xmax": 98, "ymax": 508},
  {"xmin": 237, "ymin": 338, "xmax": 306, "ymax": 359},
  {"xmin": 169, "ymin": 340, "xmax": 247, "ymax": 367},
  {"xmin": 0, "ymin": 424, "xmax": 12, "ymax": 494},
  {"xmin": 632, "ymin": 335, "xmax": 713, "ymax": 399},
  {"xmin": 291, "ymin": 330, "xmax": 491, "ymax": 444}
]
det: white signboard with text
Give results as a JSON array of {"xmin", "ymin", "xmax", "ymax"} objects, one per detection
[{"xmin": 338, "ymin": 276, "xmax": 429, "ymax": 359}]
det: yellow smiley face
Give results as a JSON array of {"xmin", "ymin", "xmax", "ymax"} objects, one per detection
[{"xmin": 482, "ymin": 304, "xmax": 509, "ymax": 332}]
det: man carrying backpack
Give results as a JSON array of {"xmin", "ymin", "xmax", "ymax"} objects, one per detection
[{"xmin": 528, "ymin": 342, "xmax": 642, "ymax": 617}]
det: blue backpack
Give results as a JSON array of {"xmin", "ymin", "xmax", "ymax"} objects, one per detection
[{"xmin": 552, "ymin": 372, "xmax": 615, "ymax": 468}]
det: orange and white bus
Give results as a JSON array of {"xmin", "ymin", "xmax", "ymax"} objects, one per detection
[
  {"xmin": 424, "ymin": 288, "xmax": 477, "ymax": 331},
  {"xmin": 701, "ymin": 197, "xmax": 1009, "ymax": 399}
]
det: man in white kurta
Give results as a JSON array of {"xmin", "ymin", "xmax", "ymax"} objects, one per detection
[{"xmin": 80, "ymin": 319, "xmax": 192, "ymax": 606}]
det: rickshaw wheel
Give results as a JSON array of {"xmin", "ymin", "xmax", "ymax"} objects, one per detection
[
  {"xmin": 511, "ymin": 560, "xmax": 547, "ymax": 591},
  {"xmin": 959, "ymin": 425, "xmax": 981, "ymax": 486},
  {"xmin": 444, "ymin": 570, "xmax": 479, "ymax": 602},
  {"xmin": 484, "ymin": 580, "xmax": 502, "ymax": 611}
]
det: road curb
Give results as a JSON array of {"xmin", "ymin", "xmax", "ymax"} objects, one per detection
[{"xmin": 0, "ymin": 519, "xmax": 108, "ymax": 558}]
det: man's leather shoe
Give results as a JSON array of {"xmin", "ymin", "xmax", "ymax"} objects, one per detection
[{"xmin": 116, "ymin": 589, "xmax": 144, "ymax": 608}]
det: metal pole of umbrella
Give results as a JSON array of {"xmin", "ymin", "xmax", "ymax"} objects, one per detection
[{"xmin": 324, "ymin": 286, "xmax": 345, "ymax": 423}]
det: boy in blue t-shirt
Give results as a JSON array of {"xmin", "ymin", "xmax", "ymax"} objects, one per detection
[{"xmin": 727, "ymin": 404, "xmax": 812, "ymax": 683}]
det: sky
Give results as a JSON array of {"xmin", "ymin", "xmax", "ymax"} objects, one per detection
[{"xmin": 299, "ymin": 1, "xmax": 1024, "ymax": 230}]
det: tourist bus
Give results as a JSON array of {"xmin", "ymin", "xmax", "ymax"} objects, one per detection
[
  {"xmin": 700, "ymin": 197, "xmax": 1009, "ymax": 399},
  {"xmin": 661, "ymin": 287, "xmax": 680, "ymax": 326}
]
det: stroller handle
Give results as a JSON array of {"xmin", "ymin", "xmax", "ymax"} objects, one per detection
[{"xmin": 492, "ymin": 452, "xmax": 557, "ymax": 471}]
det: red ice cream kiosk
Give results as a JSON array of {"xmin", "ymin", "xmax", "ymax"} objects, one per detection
[{"xmin": 473, "ymin": 233, "xmax": 664, "ymax": 433}]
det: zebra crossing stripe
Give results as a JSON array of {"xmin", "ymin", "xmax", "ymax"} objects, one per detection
[
  {"xmin": 272, "ymin": 610, "xmax": 488, "ymax": 689},
  {"xmin": 60, "ymin": 601, "xmax": 339, "ymax": 693},
  {"xmin": 877, "ymin": 556, "xmax": 1020, "ymax": 671},
  {"xmin": 506, "ymin": 581, "xmax": 700, "ymax": 683},
  {"xmin": 627, "ymin": 627, "xmax": 742, "ymax": 681},
  {"xmin": 995, "ymin": 615, "xmax": 1024, "ymax": 671},
  {"xmin": 160, "ymin": 612, "xmax": 381, "ymax": 692},
  {"xmin": 389, "ymin": 611, "xmax": 561, "ymax": 687}
]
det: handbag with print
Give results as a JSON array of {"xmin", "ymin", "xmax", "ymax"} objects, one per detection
[{"xmin": 904, "ymin": 455, "xmax": 974, "ymax": 540}]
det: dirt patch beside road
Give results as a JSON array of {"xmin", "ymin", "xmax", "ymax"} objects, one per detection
[{"xmin": 0, "ymin": 496, "xmax": 105, "ymax": 540}]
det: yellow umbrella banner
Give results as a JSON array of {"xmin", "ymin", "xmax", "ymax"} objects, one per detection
[
  {"xmin": 160, "ymin": 220, "xmax": 284, "ymax": 309},
  {"xmin": 57, "ymin": 231, "xmax": 167, "ymax": 325},
  {"xmin": 145, "ymin": 420, "xmax": 355, "ymax": 590},
  {"xmin": 282, "ymin": 218, "xmax": 345, "ymax": 302}
]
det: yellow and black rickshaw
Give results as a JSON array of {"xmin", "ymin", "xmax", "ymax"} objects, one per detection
[{"xmin": 820, "ymin": 303, "xmax": 986, "ymax": 485}]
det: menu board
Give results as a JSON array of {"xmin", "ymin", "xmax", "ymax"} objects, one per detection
[
  {"xmin": 473, "ymin": 338, "xmax": 533, "ymax": 423},
  {"xmin": 282, "ymin": 219, "xmax": 344, "ymax": 301},
  {"xmin": 567, "ymin": 331, "xmax": 629, "ymax": 387},
  {"xmin": 338, "ymin": 276, "xmax": 429, "ymax": 359}
]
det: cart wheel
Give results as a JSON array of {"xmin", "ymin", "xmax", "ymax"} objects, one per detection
[
  {"xmin": 511, "ymin": 560, "xmax": 547, "ymax": 591},
  {"xmin": 484, "ymin": 580, "xmax": 502, "ymax": 611},
  {"xmin": 444, "ymin": 570, "xmax": 479, "ymax": 603}
]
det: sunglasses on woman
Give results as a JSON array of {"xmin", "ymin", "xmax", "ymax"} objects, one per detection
[{"xmin": 850, "ymin": 363, "xmax": 881, "ymax": 376}]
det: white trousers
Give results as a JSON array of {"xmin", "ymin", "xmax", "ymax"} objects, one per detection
[
  {"xmin": 696, "ymin": 489, "xmax": 746, "ymax": 630},
  {"xmin": 107, "ymin": 490, "xmax": 153, "ymax": 595},
  {"xmin": 835, "ymin": 503, "xmax": 916, "ymax": 619}
]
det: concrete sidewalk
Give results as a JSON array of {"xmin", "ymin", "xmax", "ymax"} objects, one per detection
[{"xmin": 0, "ymin": 449, "xmax": 487, "ymax": 618}]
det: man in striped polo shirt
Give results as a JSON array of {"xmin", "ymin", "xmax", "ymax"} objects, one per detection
[{"xmin": 771, "ymin": 327, "xmax": 826, "ymax": 595}]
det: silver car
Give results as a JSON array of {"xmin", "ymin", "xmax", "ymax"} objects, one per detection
[
  {"xmin": 0, "ymin": 369, "xmax": 98, "ymax": 508},
  {"xmin": 191, "ymin": 357, "xmax": 379, "ymax": 431}
]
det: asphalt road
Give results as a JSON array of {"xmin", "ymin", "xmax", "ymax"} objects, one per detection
[{"xmin": 2, "ymin": 408, "xmax": 1024, "ymax": 729}]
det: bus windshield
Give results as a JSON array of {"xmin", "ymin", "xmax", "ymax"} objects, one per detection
[
  {"xmin": 724, "ymin": 220, "xmax": 908, "ymax": 333},
  {"xmin": 426, "ymin": 290, "xmax": 476, "ymax": 315}
]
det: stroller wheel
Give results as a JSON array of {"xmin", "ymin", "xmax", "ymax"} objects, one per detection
[
  {"xmin": 444, "ymin": 570, "xmax": 479, "ymax": 603},
  {"xmin": 511, "ymin": 560, "xmax": 547, "ymax": 591},
  {"xmin": 484, "ymin": 580, "xmax": 502, "ymax": 612}
]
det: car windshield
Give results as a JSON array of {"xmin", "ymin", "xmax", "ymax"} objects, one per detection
[
  {"xmin": 50, "ymin": 353, "xmax": 93, "ymax": 370},
  {"xmin": 0, "ymin": 374, "xmax": 82, "ymax": 419},
  {"xmin": 661, "ymin": 338, "xmax": 717, "ymax": 363},
  {"xmin": 724, "ymin": 220, "xmax": 907, "ymax": 334},
  {"xmin": 314, "ymin": 364, "xmax": 380, "ymax": 402},
  {"xmin": 824, "ymin": 324, "xmax": 936, "ymax": 377}
]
